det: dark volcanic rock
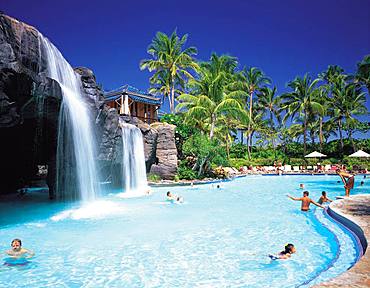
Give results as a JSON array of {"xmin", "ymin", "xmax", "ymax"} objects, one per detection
[
  {"xmin": 149, "ymin": 123, "xmax": 178, "ymax": 180},
  {"xmin": 0, "ymin": 14, "xmax": 61, "ymax": 196}
]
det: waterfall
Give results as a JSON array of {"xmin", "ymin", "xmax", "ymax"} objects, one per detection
[
  {"xmin": 39, "ymin": 35, "xmax": 100, "ymax": 201},
  {"xmin": 119, "ymin": 121, "xmax": 148, "ymax": 196}
]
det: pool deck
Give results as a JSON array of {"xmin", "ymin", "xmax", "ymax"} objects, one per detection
[{"xmin": 315, "ymin": 195, "xmax": 370, "ymax": 288}]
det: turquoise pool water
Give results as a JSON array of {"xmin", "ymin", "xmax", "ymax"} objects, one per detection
[{"xmin": 0, "ymin": 175, "xmax": 367, "ymax": 288}]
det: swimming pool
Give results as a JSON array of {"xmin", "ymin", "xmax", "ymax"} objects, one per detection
[{"xmin": 0, "ymin": 175, "xmax": 367, "ymax": 287}]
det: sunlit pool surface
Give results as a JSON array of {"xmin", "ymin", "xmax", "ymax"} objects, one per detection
[{"xmin": 0, "ymin": 175, "xmax": 368, "ymax": 288}]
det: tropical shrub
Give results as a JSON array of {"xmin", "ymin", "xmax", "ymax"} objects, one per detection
[
  {"xmin": 177, "ymin": 160, "xmax": 197, "ymax": 180},
  {"xmin": 147, "ymin": 173, "xmax": 161, "ymax": 182},
  {"xmin": 182, "ymin": 133, "xmax": 227, "ymax": 177},
  {"xmin": 230, "ymin": 143, "xmax": 248, "ymax": 158}
]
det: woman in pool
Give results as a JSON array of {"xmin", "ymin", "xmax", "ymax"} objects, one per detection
[{"xmin": 269, "ymin": 244, "xmax": 296, "ymax": 260}]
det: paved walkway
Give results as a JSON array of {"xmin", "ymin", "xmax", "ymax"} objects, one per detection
[{"xmin": 315, "ymin": 195, "xmax": 370, "ymax": 288}]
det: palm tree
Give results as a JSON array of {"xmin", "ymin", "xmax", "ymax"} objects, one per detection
[
  {"xmin": 342, "ymin": 84, "xmax": 367, "ymax": 151},
  {"xmin": 176, "ymin": 53, "xmax": 248, "ymax": 139},
  {"xmin": 355, "ymin": 55, "xmax": 370, "ymax": 94},
  {"xmin": 313, "ymin": 86, "xmax": 331, "ymax": 151},
  {"xmin": 140, "ymin": 30, "xmax": 199, "ymax": 113},
  {"xmin": 257, "ymin": 86, "xmax": 281, "ymax": 148},
  {"xmin": 280, "ymin": 74, "xmax": 323, "ymax": 155},
  {"xmin": 240, "ymin": 67, "xmax": 271, "ymax": 159}
]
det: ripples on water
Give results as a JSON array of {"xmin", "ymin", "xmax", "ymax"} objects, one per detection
[{"xmin": 0, "ymin": 175, "xmax": 364, "ymax": 287}]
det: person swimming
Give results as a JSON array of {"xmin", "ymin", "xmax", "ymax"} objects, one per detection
[
  {"xmin": 166, "ymin": 191, "xmax": 184, "ymax": 203},
  {"xmin": 360, "ymin": 181, "xmax": 364, "ymax": 186},
  {"xmin": 4, "ymin": 239, "xmax": 34, "ymax": 264},
  {"xmin": 318, "ymin": 191, "xmax": 332, "ymax": 204},
  {"xmin": 287, "ymin": 191, "xmax": 325, "ymax": 211},
  {"xmin": 299, "ymin": 184, "xmax": 304, "ymax": 189},
  {"xmin": 269, "ymin": 243, "xmax": 296, "ymax": 260}
]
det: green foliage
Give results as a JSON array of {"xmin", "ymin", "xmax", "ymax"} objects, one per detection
[
  {"xmin": 173, "ymin": 175, "xmax": 180, "ymax": 182},
  {"xmin": 177, "ymin": 166, "xmax": 197, "ymax": 180},
  {"xmin": 229, "ymin": 158, "xmax": 251, "ymax": 168},
  {"xmin": 182, "ymin": 133, "xmax": 228, "ymax": 177},
  {"xmin": 147, "ymin": 173, "xmax": 161, "ymax": 182},
  {"xmin": 140, "ymin": 30, "xmax": 199, "ymax": 113},
  {"xmin": 230, "ymin": 143, "xmax": 248, "ymax": 158},
  {"xmin": 160, "ymin": 113, "xmax": 196, "ymax": 159},
  {"xmin": 160, "ymin": 113, "xmax": 194, "ymax": 139}
]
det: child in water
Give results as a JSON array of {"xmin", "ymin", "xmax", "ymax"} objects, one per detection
[
  {"xmin": 166, "ymin": 191, "xmax": 184, "ymax": 203},
  {"xmin": 269, "ymin": 244, "xmax": 296, "ymax": 260},
  {"xmin": 5, "ymin": 239, "xmax": 34, "ymax": 259}
]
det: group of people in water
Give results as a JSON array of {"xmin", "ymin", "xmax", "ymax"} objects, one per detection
[
  {"xmin": 272, "ymin": 166, "xmax": 361, "ymax": 260},
  {"xmin": 4, "ymin": 166, "xmax": 363, "ymax": 264}
]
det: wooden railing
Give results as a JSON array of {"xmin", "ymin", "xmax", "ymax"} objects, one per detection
[{"xmin": 119, "ymin": 113, "xmax": 158, "ymax": 124}]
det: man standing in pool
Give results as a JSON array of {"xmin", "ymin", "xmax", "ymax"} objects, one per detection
[
  {"xmin": 287, "ymin": 191, "xmax": 325, "ymax": 211},
  {"xmin": 336, "ymin": 168, "xmax": 355, "ymax": 197}
]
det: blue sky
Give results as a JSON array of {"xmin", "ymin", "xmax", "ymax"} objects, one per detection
[{"xmin": 2, "ymin": 0, "xmax": 370, "ymax": 115}]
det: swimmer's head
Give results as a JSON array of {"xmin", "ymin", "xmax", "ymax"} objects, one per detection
[
  {"xmin": 299, "ymin": 184, "xmax": 304, "ymax": 189},
  {"xmin": 217, "ymin": 185, "xmax": 220, "ymax": 188},
  {"xmin": 166, "ymin": 191, "xmax": 171, "ymax": 197},
  {"xmin": 11, "ymin": 239, "xmax": 22, "ymax": 251},
  {"xmin": 284, "ymin": 243, "xmax": 296, "ymax": 254},
  {"xmin": 322, "ymin": 191, "xmax": 326, "ymax": 196},
  {"xmin": 303, "ymin": 191, "xmax": 309, "ymax": 196}
]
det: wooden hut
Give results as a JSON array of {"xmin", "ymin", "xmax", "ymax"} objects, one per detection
[{"xmin": 104, "ymin": 85, "xmax": 161, "ymax": 124}]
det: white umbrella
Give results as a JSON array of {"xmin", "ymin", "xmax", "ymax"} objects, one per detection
[
  {"xmin": 348, "ymin": 150, "xmax": 370, "ymax": 158},
  {"xmin": 305, "ymin": 151, "xmax": 327, "ymax": 158}
]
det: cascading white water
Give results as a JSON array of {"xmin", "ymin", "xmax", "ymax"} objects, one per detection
[
  {"xmin": 119, "ymin": 122, "xmax": 148, "ymax": 196},
  {"xmin": 39, "ymin": 35, "xmax": 100, "ymax": 201}
]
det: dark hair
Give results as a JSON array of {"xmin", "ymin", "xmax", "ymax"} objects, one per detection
[
  {"xmin": 322, "ymin": 191, "xmax": 326, "ymax": 196},
  {"xmin": 303, "ymin": 191, "xmax": 309, "ymax": 196},
  {"xmin": 217, "ymin": 185, "xmax": 220, "ymax": 188},
  {"xmin": 11, "ymin": 239, "xmax": 22, "ymax": 246},
  {"xmin": 281, "ymin": 243, "xmax": 294, "ymax": 254},
  {"xmin": 166, "ymin": 191, "xmax": 171, "ymax": 196}
]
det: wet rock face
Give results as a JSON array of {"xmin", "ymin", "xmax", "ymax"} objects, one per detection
[
  {"xmin": 0, "ymin": 14, "xmax": 62, "ymax": 195},
  {"xmin": 149, "ymin": 123, "xmax": 178, "ymax": 180}
]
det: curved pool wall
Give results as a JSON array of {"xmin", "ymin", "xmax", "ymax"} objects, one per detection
[
  {"xmin": 0, "ymin": 175, "xmax": 367, "ymax": 287},
  {"xmin": 326, "ymin": 204, "xmax": 367, "ymax": 255}
]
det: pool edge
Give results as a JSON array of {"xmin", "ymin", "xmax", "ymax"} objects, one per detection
[{"xmin": 313, "ymin": 194, "xmax": 370, "ymax": 288}]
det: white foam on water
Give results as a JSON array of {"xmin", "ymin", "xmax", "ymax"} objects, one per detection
[{"xmin": 50, "ymin": 201, "xmax": 125, "ymax": 221}]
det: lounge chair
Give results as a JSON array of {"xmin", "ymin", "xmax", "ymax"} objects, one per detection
[
  {"xmin": 293, "ymin": 166, "xmax": 300, "ymax": 172},
  {"xmin": 284, "ymin": 165, "xmax": 292, "ymax": 172}
]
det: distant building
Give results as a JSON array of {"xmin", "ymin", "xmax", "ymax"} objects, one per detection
[{"xmin": 104, "ymin": 85, "xmax": 161, "ymax": 124}]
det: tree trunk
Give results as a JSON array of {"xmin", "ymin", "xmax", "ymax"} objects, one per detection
[
  {"xmin": 338, "ymin": 119, "xmax": 344, "ymax": 152},
  {"xmin": 246, "ymin": 91, "xmax": 253, "ymax": 160},
  {"xmin": 170, "ymin": 83, "xmax": 175, "ymax": 113},
  {"xmin": 249, "ymin": 130, "xmax": 255, "ymax": 157},
  {"xmin": 209, "ymin": 113, "xmax": 216, "ymax": 139},
  {"xmin": 303, "ymin": 111, "xmax": 307, "ymax": 155},
  {"xmin": 348, "ymin": 129, "xmax": 356, "ymax": 152},
  {"xmin": 270, "ymin": 112, "xmax": 275, "ymax": 149},
  {"xmin": 319, "ymin": 117, "xmax": 323, "ymax": 152}
]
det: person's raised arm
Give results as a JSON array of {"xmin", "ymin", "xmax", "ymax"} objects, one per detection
[
  {"xmin": 311, "ymin": 199, "xmax": 324, "ymax": 209},
  {"xmin": 287, "ymin": 194, "xmax": 300, "ymax": 201}
]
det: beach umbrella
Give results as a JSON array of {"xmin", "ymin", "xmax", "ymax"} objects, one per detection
[
  {"xmin": 348, "ymin": 150, "xmax": 370, "ymax": 171},
  {"xmin": 304, "ymin": 151, "xmax": 327, "ymax": 158},
  {"xmin": 348, "ymin": 150, "xmax": 370, "ymax": 158}
]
